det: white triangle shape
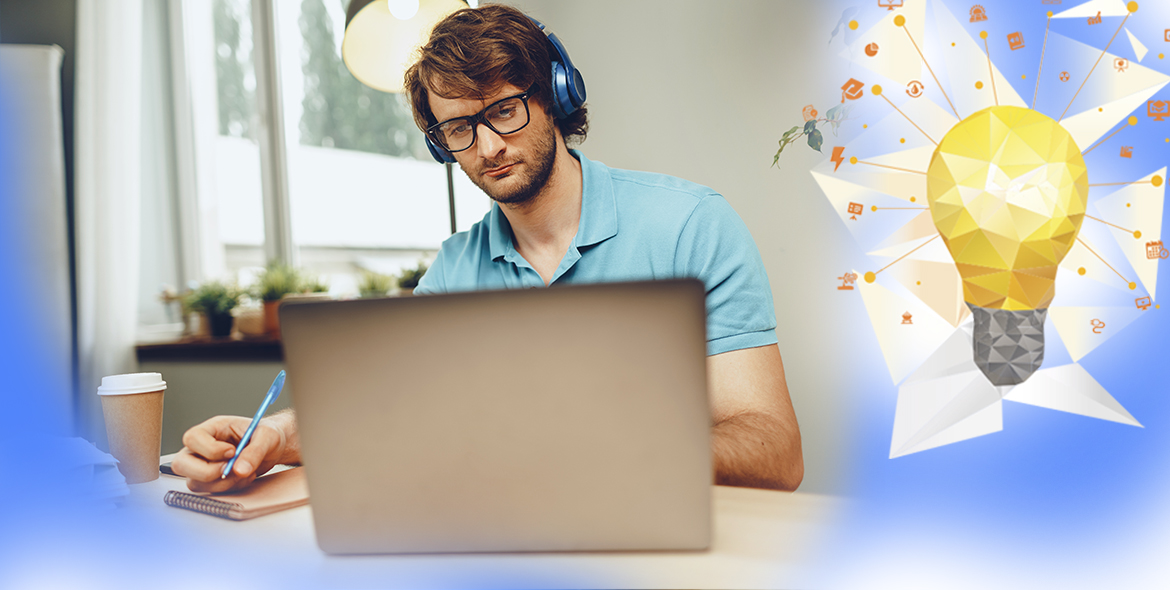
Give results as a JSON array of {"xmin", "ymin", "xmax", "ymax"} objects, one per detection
[
  {"xmin": 933, "ymin": 0, "xmax": 1026, "ymax": 113},
  {"xmin": 891, "ymin": 369, "xmax": 1003, "ymax": 458},
  {"xmin": 857, "ymin": 272, "xmax": 958, "ymax": 384},
  {"xmin": 903, "ymin": 320, "xmax": 976, "ymax": 384},
  {"xmin": 885, "ymin": 259, "xmax": 969, "ymax": 327},
  {"xmin": 841, "ymin": 0, "xmax": 928, "ymax": 87},
  {"xmin": 1004, "ymin": 363, "xmax": 1141, "ymax": 426},
  {"xmin": 1048, "ymin": 306, "xmax": 1144, "ymax": 361},
  {"xmin": 1094, "ymin": 167, "xmax": 1166, "ymax": 301},
  {"xmin": 1058, "ymin": 42, "xmax": 1170, "ymax": 148},
  {"xmin": 1124, "ymin": 28, "xmax": 1148, "ymax": 62},
  {"xmin": 870, "ymin": 210, "xmax": 938, "ymax": 253},
  {"xmin": 1052, "ymin": 0, "xmax": 1129, "ymax": 18}
]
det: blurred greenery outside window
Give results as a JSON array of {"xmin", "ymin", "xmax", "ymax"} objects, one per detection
[{"xmin": 208, "ymin": 0, "xmax": 486, "ymax": 297}]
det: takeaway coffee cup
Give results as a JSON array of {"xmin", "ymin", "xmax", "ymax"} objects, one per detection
[{"xmin": 98, "ymin": 373, "xmax": 167, "ymax": 484}]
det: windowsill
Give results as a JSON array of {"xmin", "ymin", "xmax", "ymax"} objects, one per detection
[{"xmin": 136, "ymin": 334, "xmax": 283, "ymax": 363}]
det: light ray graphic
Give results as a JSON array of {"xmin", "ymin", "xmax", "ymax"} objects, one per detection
[
  {"xmin": 1081, "ymin": 116, "xmax": 1137, "ymax": 156},
  {"xmin": 814, "ymin": 0, "xmax": 1167, "ymax": 457},
  {"xmin": 872, "ymin": 85, "xmax": 939, "ymax": 144},
  {"xmin": 1057, "ymin": 6, "xmax": 1133, "ymax": 122},
  {"xmin": 849, "ymin": 156, "xmax": 926, "ymax": 175},
  {"xmin": 1032, "ymin": 13, "xmax": 1052, "ymax": 110},
  {"xmin": 895, "ymin": 14, "xmax": 960, "ymax": 119},
  {"xmin": 981, "ymin": 33, "xmax": 998, "ymax": 107}
]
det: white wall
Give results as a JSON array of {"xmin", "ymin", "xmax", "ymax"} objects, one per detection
[{"xmin": 507, "ymin": 0, "xmax": 860, "ymax": 493}]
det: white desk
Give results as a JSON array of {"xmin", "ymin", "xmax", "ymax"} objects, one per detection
[{"xmin": 125, "ymin": 457, "xmax": 844, "ymax": 588}]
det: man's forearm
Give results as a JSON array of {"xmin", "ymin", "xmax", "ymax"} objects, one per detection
[{"xmin": 712, "ymin": 411, "xmax": 803, "ymax": 491}]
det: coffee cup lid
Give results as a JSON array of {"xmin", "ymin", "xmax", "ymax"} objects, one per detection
[{"xmin": 97, "ymin": 372, "xmax": 167, "ymax": 396}]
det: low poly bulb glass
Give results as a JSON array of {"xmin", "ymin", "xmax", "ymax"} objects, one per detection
[{"xmin": 927, "ymin": 106, "xmax": 1088, "ymax": 386}]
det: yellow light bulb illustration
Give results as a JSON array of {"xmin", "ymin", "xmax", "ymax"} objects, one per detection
[{"xmin": 927, "ymin": 106, "xmax": 1088, "ymax": 385}]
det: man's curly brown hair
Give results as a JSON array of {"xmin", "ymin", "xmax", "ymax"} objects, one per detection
[{"xmin": 403, "ymin": 4, "xmax": 588, "ymax": 147}]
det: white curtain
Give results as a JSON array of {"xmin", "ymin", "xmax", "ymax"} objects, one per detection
[
  {"xmin": 74, "ymin": 0, "xmax": 145, "ymax": 447},
  {"xmin": 0, "ymin": 46, "xmax": 74, "ymax": 437}
]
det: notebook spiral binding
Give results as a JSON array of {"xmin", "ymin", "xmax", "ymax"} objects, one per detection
[{"xmin": 163, "ymin": 490, "xmax": 241, "ymax": 519}]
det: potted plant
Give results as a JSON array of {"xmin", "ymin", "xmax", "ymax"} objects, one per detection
[
  {"xmin": 357, "ymin": 270, "xmax": 394, "ymax": 299},
  {"xmin": 283, "ymin": 272, "xmax": 332, "ymax": 304},
  {"xmin": 397, "ymin": 261, "xmax": 428, "ymax": 296},
  {"xmin": 255, "ymin": 263, "xmax": 301, "ymax": 337},
  {"xmin": 185, "ymin": 281, "xmax": 242, "ymax": 338},
  {"xmin": 301, "ymin": 274, "xmax": 330, "ymax": 295}
]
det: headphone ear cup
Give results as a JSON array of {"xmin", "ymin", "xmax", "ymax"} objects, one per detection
[
  {"xmin": 426, "ymin": 137, "xmax": 456, "ymax": 164},
  {"xmin": 549, "ymin": 61, "xmax": 573, "ymax": 119},
  {"xmin": 567, "ymin": 68, "xmax": 586, "ymax": 111}
]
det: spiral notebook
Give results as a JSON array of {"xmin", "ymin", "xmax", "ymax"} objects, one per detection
[{"xmin": 163, "ymin": 467, "xmax": 309, "ymax": 521}]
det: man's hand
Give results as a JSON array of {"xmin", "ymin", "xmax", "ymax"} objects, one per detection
[
  {"xmin": 708, "ymin": 344, "xmax": 803, "ymax": 491},
  {"xmin": 171, "ymin": 410, "xmax": 300, "ymax": 493}
]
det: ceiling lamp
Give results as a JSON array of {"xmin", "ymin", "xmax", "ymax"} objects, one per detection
[{"xmin": 342, "ymin": 0, "xmax": 469, "ymax": 94}]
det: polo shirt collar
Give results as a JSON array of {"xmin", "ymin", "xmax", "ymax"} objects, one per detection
[
  {"xmin": 573, "ymin": 150, "xmax": 618, "ymax": 248},
  {"xmin": 486, "ymin": 149, "xmax": 618, "ymax": 261}
]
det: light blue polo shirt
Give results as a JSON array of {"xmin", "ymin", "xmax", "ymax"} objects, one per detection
[{"xmin": 415, "ymin": 151, "xmax": 777, "ymax": 356}]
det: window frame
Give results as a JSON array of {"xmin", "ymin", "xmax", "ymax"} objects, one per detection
[{"xmin": 165, "ymin": 0, "xmax": 482, "ymax": 305}]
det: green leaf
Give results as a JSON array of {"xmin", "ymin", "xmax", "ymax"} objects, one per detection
[
  {"xmin": 825, "ymin": 103, "xmax": 842, "ymax": 122},
  {"xmin": 772, "ymin": 144, "xmax": 786, "ymax": 167},
  {"xmin": 803, "ymin": 120, "xmax": 818, "ymax": 134},
  {"xmin": 807, "ymin": 128, "xmax": 824, "ymax": 152}
]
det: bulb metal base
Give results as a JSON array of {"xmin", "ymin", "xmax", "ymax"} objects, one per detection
[{"xmin": 969, "ymin": 304, "xmax": 1047, "ymax": 386}]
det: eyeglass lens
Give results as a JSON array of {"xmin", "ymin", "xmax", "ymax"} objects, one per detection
[{"xmin": 435, "ymin": 96, "xmax": 529, "ymax": 152}]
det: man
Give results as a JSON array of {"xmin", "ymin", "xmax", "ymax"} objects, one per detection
[{"xmin": 174, "ymin": 5, "xmax": 802, "ymax": 492}]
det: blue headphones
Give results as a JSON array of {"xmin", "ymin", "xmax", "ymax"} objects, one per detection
[{"xmin": 424, "ymin": 15, "xmax": 587, "ymax": 164}]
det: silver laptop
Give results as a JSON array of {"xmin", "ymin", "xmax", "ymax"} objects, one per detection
[{"xmin": 279, "ymin": 279, "xmax": 712, "ymax": 554}]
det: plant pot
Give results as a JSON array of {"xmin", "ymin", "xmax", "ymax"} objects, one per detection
[
  {"xmin": 263, "ymin": 300, "xmax": 282, "ymax": 338},
  {"xmin": 235, "ymin": 307, "xmax": 266, "ymax": 339},
  {"xmin": 207, "ymin": 311, "xmax": 234, "ymax": 338},
  {"xmin": 189, "ymin": 311, "xmax": 210, "ymax": 338}
]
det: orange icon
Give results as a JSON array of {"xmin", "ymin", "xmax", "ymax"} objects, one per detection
[
  {"xmin": 1115, "ymin": 57, "xmax": 1128, "ymax": 72},
  {"xmin": 1007, "ymin": 32, "xmax": 1025, "ymax": 51},
  {"xmin": 970, "ymin": 5, "xmax": 987, "ymax": 22},
  {"xmin": 878, "ymin": 0, "xmax": 904, "ymax": 10},
  {"xmin": 838, "ymin": 272, "xmax": 858, "ymax": 290},
  {"xmin": 1147, "ymin": 241, "xmax": 1169, "ymax": 259},
  {"xmin": 1165, "ymin": 29, "xmax": 1169, "ymax": 42},
  {"xmin": 1088, "ymin": 11, "xmax": 1102, "ymax": 25},
  {"xmin": 902, "ymin": 312, "xmax": 913, "ymax": 325},
  {"xmin": 842, "ymin": 78, "xmax": 864, "ymax": 103},
  {"xmin": 1059, "ymin": 71, "xmax": 1070, "ymax": 82},
  {"xmin": 802, "ymin": 105, "xmax": 818, "ymax": 121},
  {"xmin": 1091, "ymin": 319, "xmax": 1105, "ymax": 334},
  {"xmin": 1120, "ymin": 146, "xmax": 1133, "ymax": 158},
  {"xmin": 906, "ymin": 80, "xmax": 924, "ymax": 98},
  {"xmin": 831, "ymin": 146, "xmax": 846, "ymax": 172},
  {"xmin": 1136, "ymin": 296, "xmax": 1152, "ymax": 311},
  {"xmin": 865, "ymin": 42, "xmax": 880, "ymax": 57},
  {"xmin": 1148, "ymin": 100, "xmax": 1168, "ymax": 121},
  {"xmin": 847, "ymin": 202, "xmax": 864, "ymax": 220}
]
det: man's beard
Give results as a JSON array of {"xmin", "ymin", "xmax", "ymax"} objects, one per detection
[{"xmin": 464, "ymin": 120, "xmax": 557, "ymax": 206}]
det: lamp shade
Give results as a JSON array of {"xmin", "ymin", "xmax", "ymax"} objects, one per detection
[{"xmin": 343, "ymin": 0, "xmax": 468, "ymax": 94}]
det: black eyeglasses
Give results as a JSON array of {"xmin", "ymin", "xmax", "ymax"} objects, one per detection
[{"xmin": 427, "ymin": 91, "xmax": 532, "ymax": 153}]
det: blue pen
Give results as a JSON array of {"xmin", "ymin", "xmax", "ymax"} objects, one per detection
[{"xmin": 222, "ymin": 370, "xmax": 286, "ymax": 479}]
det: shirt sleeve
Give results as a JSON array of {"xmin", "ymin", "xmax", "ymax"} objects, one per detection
[
  {"xmin": 674, "ymin": 194, "xmax": 778, "ymax": 356},
  {"xmin": 414, "ymin": 247, "xmax": 448, "ymax": 295}
]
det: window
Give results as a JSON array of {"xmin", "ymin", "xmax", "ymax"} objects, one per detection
[{"xmin": 172, "ymin": 0, "xmax": 490, "ymax": 298}]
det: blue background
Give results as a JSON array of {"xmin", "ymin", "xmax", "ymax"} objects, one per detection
[
  {"xmin": 2, "ymin": 0, "xmax": 1169, "ymax": 587},
  {"xmin": 812, "ymin": 0, "xmax": 1170, "ymax": 587}
]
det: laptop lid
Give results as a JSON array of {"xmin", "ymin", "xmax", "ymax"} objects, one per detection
[{"xmin": 280, "ymin": 279, "xmax": 711, "ymax": 554}]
